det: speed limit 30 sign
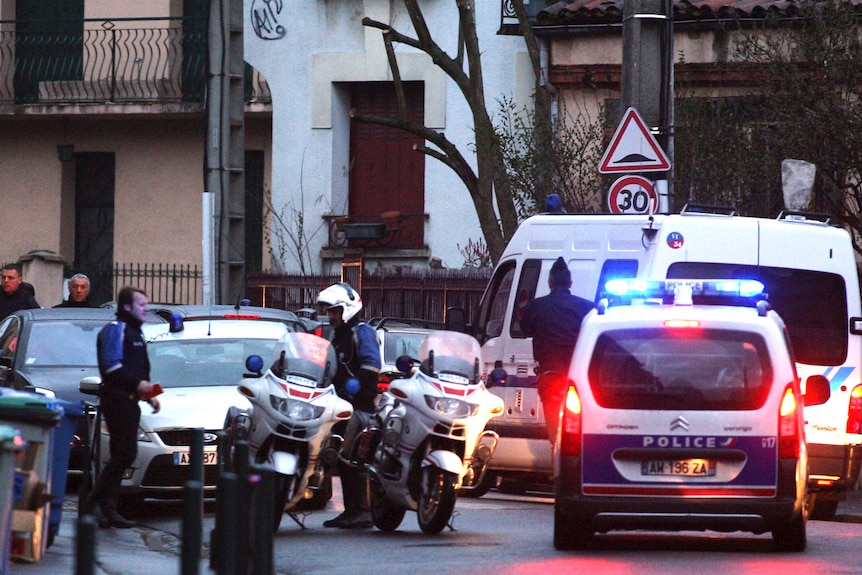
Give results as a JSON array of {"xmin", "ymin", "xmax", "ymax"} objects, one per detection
[{"xmin": 607, "ymin": 175, "xmax": 658, "ymax": 214}]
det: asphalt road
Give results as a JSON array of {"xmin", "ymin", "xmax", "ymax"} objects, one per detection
[{"xmin": 10, "ymin": 484, "xmax": 862, "ymax": 575}]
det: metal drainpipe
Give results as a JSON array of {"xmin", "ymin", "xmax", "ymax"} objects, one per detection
[{"xmin": 538, "ymin": 36, "xmax": 558, "ymax": 132}]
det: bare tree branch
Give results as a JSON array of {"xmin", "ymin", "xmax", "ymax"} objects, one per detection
[{"xmin": 355, "ymin": 2, "xmax": 534, "ymax": 261}]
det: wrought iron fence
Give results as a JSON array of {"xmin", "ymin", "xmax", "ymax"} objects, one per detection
[
  {"xmin": 87, "ymin": 263, "xmax": 202, "ymax": 305},
  {"xmin": 0, "ymin": 17, "xmax": 270, "ymax": 105},
  {"xmin": 246, "ymin": 269, "xmax": 492, "ymax": 323},
  {"xmin": 81, "ymin": 264, "xmax": 490, "ymax": 320}
]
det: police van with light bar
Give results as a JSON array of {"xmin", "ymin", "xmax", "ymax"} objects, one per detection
[
  {"xmin": 552, "ymin": 279, "xmax": 830, "ymax": 551},
  {"xmin": 449, "ymin": 204, "xmax": 862, "ymax": 517}
]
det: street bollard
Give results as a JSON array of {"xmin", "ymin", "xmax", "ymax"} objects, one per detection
[
  {"xmin": 214, "ymin": 472, "xmax": 237, "ymax": 575},
  {"xmin": 181, "ymin": 479, "xmax": 203, "ymax": 575},
  {"xmin": 250, "ymin": 464, "xmax": 274, "ymax": 575},
  {"xmin": 75, "ymin": 515, "xmax": 97, "ymax": 575},
  {"xmin": 233, "ymin": 441, "xmax": 251, "ymax": 575},
  {"xmin": 189, "ymin": 427, "xmax": 204, "ymax": 485}
]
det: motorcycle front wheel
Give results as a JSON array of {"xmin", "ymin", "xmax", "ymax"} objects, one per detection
[
  {"xmin": 273, "ymin": 473, "xmax": 294, "ymax": 531},
  {"xmin": 370, "ymin": 480, "xmax": 406, "ymax": 531},
  {"xmin": 294, "ymin": 473, "xmax": 332, "ymax": 511},
  {"xmin": 417, "ymin": 467, "xmax": 458, "ymax": 534}
]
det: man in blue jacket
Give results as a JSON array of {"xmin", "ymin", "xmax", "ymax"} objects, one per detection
[{"xmin": 86, "ymin": 286, "xmax": 161, "ymax": 528}]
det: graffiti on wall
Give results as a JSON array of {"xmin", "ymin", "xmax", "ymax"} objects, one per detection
[{"xmin": 251, "ymin": 0, "xmax": 286, "ymax": 40}]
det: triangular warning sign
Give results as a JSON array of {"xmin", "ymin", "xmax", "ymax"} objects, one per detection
[{"xmin": 598, "ymin": 107, "xmax": 670, "ymax": 174}]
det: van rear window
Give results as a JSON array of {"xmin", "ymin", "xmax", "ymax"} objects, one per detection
[
  {"xmin": 667, "ymin": 262, "xmax": 848, "ymax": 366},
  {"xmin": 588, "ymin": 328, "xmax": 773, "ymax": 411}
]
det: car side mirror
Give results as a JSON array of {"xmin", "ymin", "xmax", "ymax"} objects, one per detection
[
  {"xmin": 804, "ymin": 374, "xmax": 831, "ymax": 407},
  {"xmin": 445, "ymin": 307, "xmax": 467, "ymax": 333},
  {"xmin": 79, "ymin": 376, "xmax": 102, "ymax": 397}
]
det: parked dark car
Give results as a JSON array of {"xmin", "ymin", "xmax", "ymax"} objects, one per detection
[{"xmin": 0, "ymin": 307, "xmax": 166, "ymax": 471}]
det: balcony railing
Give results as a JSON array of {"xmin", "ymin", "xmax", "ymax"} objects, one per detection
[{"xmin": 0, "ymin": 17, "xmax": 270, "ymax": 107}]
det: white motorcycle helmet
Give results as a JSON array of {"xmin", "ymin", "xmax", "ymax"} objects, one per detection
[{"xmin": 317, "ymin": 282, "xmax": 363, "ymax": 323}]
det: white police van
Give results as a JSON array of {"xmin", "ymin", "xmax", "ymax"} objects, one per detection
[
  {"xmin": 455, "ymin": 205, "xmax": 862, "ymax": 516},
  {"xmin": 552, "ymin": 279, "xmax": 830, "ymax": 551}
]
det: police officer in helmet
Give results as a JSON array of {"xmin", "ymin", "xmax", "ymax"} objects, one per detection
[{"xmin": 317, "ymin": 282, "xmax": 381, "ymax": 528}]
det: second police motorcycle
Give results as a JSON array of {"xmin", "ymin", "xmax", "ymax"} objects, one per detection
[
  {"xmin": 346, "ymin": 330, "xmax": 506, "ymax": 534},
  {"xmin": 222, "ymin": 331, "xmax": 353, "ymax": 529}
]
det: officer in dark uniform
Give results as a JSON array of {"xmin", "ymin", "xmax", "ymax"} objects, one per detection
[
  {"xmin": 87, "ymin": 286, "xmax": 161, "ymax": 528},
  {"xmin": 521, "ymin": 257, "xmax": 594, "ymax": 442},
  {"xmin": 316, "ymin": 282, "xmax": 381, "ymax": 529}
]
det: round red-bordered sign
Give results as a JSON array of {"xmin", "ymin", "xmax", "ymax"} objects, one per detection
[{"xmin": 607, "ymin": 175, "xmax": 658, "ymax": 214}]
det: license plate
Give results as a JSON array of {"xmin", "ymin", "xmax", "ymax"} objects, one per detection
[
  {"xmin": 641, "ymin": 459, "xmax": 716, "ymax": 477},
  {"xmin": 173, "ymin": 451, "xmax": 218, "ymax": 466}
]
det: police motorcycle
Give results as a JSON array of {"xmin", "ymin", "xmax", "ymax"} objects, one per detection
[
  {"xmin": 346, "ymin": 330, "xmax": 506, "ymax": 534},
  {"xmin": 222, "ymin": 332, "xmax": 354, "ymax": 530}
]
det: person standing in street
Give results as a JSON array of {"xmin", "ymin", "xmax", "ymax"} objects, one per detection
[
  {"xmin": 520, "ymin": 257, "xmax": 594, "ymax": 443},
  {"xmin": 0, "ymin": 263, "xmax": 39, "ymax": 318},
  {"xmin": 54, "ymin": 273, "xmax": 97, "ymax": 308},
  {"xmin": 317, "ymin": 282, "xmax": 381, "ymax": 529},
  {"xmin": 87, "ymin": 286, "xmax": 161, "ymax": 528}
]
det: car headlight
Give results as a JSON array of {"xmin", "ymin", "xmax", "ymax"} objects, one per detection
[
  {"xmin": 269, "ymin": 395, "xmax": 324, "ymax": 420},
  {"xmin": 424, "ymin": 395, "xmax": 477, "ymax": 418},
  {"xmin": 137, "ymin": 425, "xmax": 154, "ymax": 443}
]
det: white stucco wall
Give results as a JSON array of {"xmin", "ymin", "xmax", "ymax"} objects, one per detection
[{"xmin": 244, "ymin": 0, "xmax": 529, "ymax": 273}]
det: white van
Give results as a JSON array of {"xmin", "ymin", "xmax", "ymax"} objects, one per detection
[{"xmin": 458, "ymin": 205, "xmax": 862, "ymax": 517}]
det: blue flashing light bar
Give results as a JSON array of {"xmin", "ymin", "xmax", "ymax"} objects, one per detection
[{"xmin": 602, "ymin": 279, "xmax": 765, "ymax": 305}]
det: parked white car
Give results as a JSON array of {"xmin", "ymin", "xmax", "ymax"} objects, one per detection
[{"xmin": 97, "ymin": 305, "xmax": 304, "ymax": 509}]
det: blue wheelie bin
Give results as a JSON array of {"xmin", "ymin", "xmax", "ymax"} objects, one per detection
[
  {"xmin": 0, "ymin": 426, "xmax": 24, "ymax": 575},
  {"xmin": 45, "ymin": 398, "xmax": 85, "ymax": 548},
  {"xmin": 0, "ymin": 388, "xmax": 61, "ymax": 564}
]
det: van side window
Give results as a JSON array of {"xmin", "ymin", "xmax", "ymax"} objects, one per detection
[
  {"xmin": 595, "ymin": 260, "xmax": 639, "ymax": 302},
  {"xmin": 510, "ymin": 259, "xmax": 542, "ymax": 339},
  {"xmin": 476, "ymin": 261, "xmax": 515, "ymax": 343},
  {"xmin": 667, "ymin": 262, "xmax": 848, "ymax": 365}
]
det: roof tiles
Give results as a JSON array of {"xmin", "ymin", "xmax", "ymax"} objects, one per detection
[{"xmin": 537, "ymin": 0, "xmax": 862, "ymax": 25}]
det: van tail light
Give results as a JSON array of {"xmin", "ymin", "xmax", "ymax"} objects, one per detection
[
  {"xmin": 559, "ymin": 383, "xmax": 582, "ymax": 457},
  {"xmin": 778, "ymin": 385, "xmax": 800, "ymax": 458},
  {"xmin": 846, "ymin": 384, "xmax": 862, "ymax": 434}
]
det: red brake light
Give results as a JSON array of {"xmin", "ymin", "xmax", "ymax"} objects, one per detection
[
  {"xmin": 663, "ymin": 319, "xmax": 700, "ymax": 328},
  {"xmin": 559, "ymin": 383, "xmax": 582, "ymax": 456},
  {"xmin": 224, "ymin": 314, "xmax": 261, "ymax": 320},
  {"xmin": 847, "ymin": 384, "xmax": 862, "ymax": 434},
  {"xmin": 778, "ymin": 385, "xmax": 800, "ymax": 458}
]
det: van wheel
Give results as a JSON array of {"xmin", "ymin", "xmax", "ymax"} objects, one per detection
[
  {"xmin": 553, "ymin": 505, "xmax": 593, "ymax": 551},
  {"xmin": 808, "ymin": 495, "xmax": 838, "ymax": 521},
  {"xmin": 773, "ymin": 512, "xmax": 806, "ymax": 552}
]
